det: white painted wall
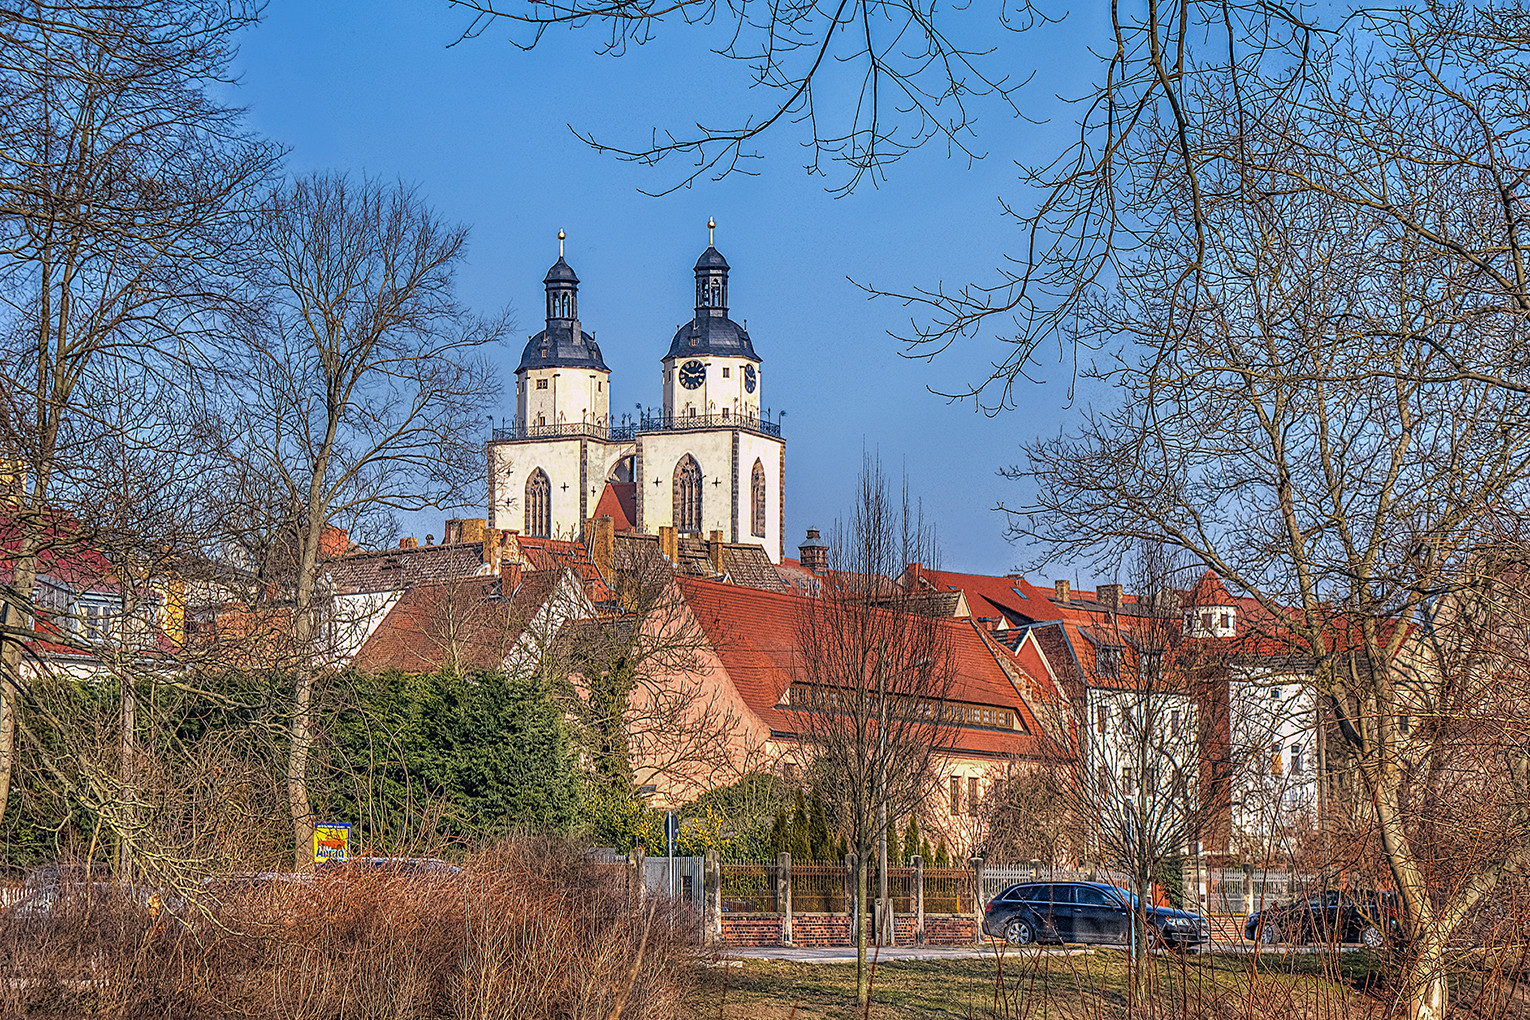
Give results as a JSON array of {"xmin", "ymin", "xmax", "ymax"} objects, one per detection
[
  {"xmin": 517, "ymin": 365, "xmax": 611, "ymax": 430},
  {"xmin": 661, "ymin": 355, "xmax": 761, "ymax": 420},
  {"xmin": 1229, "ymin": 670, "xmax": 1319, "ymax": 842}
]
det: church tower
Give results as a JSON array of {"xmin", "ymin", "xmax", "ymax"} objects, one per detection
[
  {"xmin": 515, "ymin": 234, "xmax": 610, "ymax": 433},
  {"xmin": 661, "ymin": 224, "xmax": 762, "ymax": 423}
]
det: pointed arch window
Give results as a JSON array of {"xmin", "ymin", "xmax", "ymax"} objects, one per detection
[
  {"xmin": 751, "ymin": 459, "xmax": 767, "ymax": 537},
  {"xmin": 525, "ymin": 469, "xmax": 551, "ymax": 538},
  {"xmin": 673, "ymin": 455, "xmax": 702, "ymax": 533}
]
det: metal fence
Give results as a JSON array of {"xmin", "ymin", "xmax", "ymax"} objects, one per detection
[
  {"xmin": 790, "ymin": 863, "xmax": 848, "ymax": 913},
  {"xmin": 641, "ymin": 855, "xmax": 704, "ymax": 904},
  {"xmin": 922, "ymin": 867, "xmax": 975, "ymax": 914},
  {"xmin": 1186, "ymin": 866, "xmax": 1315, "ymax": 917},
  {"xmin": 720, "ymin": 860, "xmax": 777, "ymax": 913}
]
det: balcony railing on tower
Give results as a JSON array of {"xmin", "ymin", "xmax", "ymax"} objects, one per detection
[{"xmin": 491, "ymin": 409, "xmax": 783, "ymax": 442}]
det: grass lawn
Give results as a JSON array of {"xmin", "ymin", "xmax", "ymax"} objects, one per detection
[{"xmin": 693, "ymin": 950, "xmax": 1396, "ymax": 1019}]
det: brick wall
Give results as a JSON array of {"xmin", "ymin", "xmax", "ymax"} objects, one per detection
[{"xmin": 720, "ymin": 915, "xmax": 784, "ymax": 946}]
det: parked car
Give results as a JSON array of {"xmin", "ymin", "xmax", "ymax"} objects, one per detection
[
  {"xmin": 1, "ymin": 882, "xmax": 183, "ymax": 934},
  {"xmin": 317, "ymin": 857, "xmax": 461, "ymax": 877},
  {"xmin": 1244, "ymin": 889, "xmax": 1398, "ymax": 947},
  {"xmin": 983, "ymin": 881, "xmax": 1209, "ymax": 951}
]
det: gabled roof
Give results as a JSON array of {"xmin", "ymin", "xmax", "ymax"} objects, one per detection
[
  {"xmin": 352, "ymin": 571, "xmax": 561, "ymax": 674},
  {"xmin": 592, "ymin": 483, "xmax": 636, "ymax": 532},
  {"xmin": 324, "ymin": 543, "xmax": 487, "ymax": 595},
  {"xmin": 1182, "ymin": 570, "xmax": 1234, "ymax": 608},
  {"xmin": 673, "ymin": 577, "xmax": 1067, "ymax": 761}
]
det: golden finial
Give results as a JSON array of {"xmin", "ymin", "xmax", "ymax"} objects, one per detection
[
  {"xmin": 557, "ymin": 229, "xmax": 565, "ymax": 257},
  {"xmin": 708, "ymin": 217, "xmax": 715, "ymax": 247}
]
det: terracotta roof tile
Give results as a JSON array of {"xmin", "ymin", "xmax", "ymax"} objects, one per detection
[{"xmin": 352, "ymin": 572, "xmax": 560, "ymax": 674}]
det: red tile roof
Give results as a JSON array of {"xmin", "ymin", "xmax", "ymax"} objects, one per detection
[
  {"xmin": 592, "ymin": 483, "xmax": 636, "ymax": 532},
  {"xmin": 674, "ymin": 577, "xmax": 1067, "ymax": 762},
  {"xmin": 352, "ymin": 572, "xmax": 560, "ymax": 674}
]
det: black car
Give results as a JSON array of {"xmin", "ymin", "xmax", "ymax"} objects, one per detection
[
  {"xmin": 1244, "ymin": 889, "xmax": 1398, "ymax": 948},
  {"xmin": 983, "ymin": 881, "xmax": 1209, "ymax": 951}
]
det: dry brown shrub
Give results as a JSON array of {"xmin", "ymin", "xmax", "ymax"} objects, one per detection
[{"xmin": 0, "ymin": 837, "xmax": 703, "ymax": 1019}]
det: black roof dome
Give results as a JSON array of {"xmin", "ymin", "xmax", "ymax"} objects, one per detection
[
  {"xmin": 543, "ymin": 257, "xmax": 579, "ymax": 285},
  {"xmin": 666, "ymin": 243, "xmax": 760, "ymax": 362},
  {"xmin": 517, "ymin": 324, "xmax": 608, "ymax": 373},
  {"xmin": 518, "ymin": 252, "xmax": 608, "ymax": 373}
]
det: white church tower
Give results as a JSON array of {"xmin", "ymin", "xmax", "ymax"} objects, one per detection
[{"xmin": 488, "ymin": 225, "xmax": 786, "ymax": 560}]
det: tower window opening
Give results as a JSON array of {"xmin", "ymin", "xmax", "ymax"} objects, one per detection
[
  {"xmin": 525, "ymin": 469, "xmax": 551, "ymax": 538},
  {"xmin": 722, "ymin": 366, "xmax": 729, "ymax": 378},
  {"xmin": 674, "ymin": 455, "xmax": 702, "ymax": 534},
  {"xmin": 536, "ymin": 379, "xmax": 548, "ymax": 390},
  {"xmin": 751, "ymin": 459, "xmax": 766, "ymax": 537}
]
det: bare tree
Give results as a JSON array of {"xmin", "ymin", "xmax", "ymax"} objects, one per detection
[
  {"xmin": 1013, "ymin": 101, "xmax": 1530, "ymax": 1015},
  {"xmin": 227, "ymin": 172, "xmax": 505, "ymax": 865},
  {"xmin": 784, "ymin": 456, "xmax": 955, "ymax": 1006},
  {"xmin": 0, "ymin": 0, "xmax": 279, "ymax": 829}
]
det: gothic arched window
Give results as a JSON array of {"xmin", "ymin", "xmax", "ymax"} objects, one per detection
[
  {"xmin": 673, "ymin": 455, "xmax": 702, "ymax": 533},
  {"xmin": 751, "ymin": 459, "xmax": 766, "ymax": 537},
  {"xmin": 525, "ymin": 469, "xmax": 551, "ymax": 538}
]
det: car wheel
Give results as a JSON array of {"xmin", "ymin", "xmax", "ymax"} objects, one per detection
[
  {"xmin": 1259, "ymin": 922, "xmax": 1282, "ymax": 945},
  {"xmin": 1003, "ymin": 917, "xmax": 1036, "ymax": 947},
  {"xmin": 1359, "ymin": 925, "xmax": 1385, "ymax": 949}
]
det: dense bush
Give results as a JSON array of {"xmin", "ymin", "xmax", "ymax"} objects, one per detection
[{"xmin": 0, "ymin": 838, "xmax": 701, "ymax": 1019}]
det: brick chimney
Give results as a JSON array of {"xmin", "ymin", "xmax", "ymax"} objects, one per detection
[
  {"xmin": 399, "ymin": 536, "xmax": 418, "ymax": 550},
  {"xmin": 481, "ymin": 526, "xmax": 499, "ymax": 574},
  {"xmin": 1054, "ymin": 579, "xmax": 1070, "ymax": 602},
  {"xmin": 502, "ymin": 560, "xmax": 522, "ymax": 593},
  {"xmin": 460, "ymin": 518, "xmax": 486, "ymax": 544},
  {"xmin": 592, "ymin": 516, "xmax": 615, "ymax": 577},
  {"xmin": 709, "ymin": 530, "xmax": 725, "ymax": 574},
  {"xmin": 799, "ymin": 528, "xmax": 829, "ymax": 574},
  {"xmin": 907, "ymin": 562, "xmax": 924, "ymax": 589},
  {"xmin": 658, "ymin": 525, "xmax": 678, "ymax": 563},
  {"xmin": 1098, "ymin": 583, "xmax": 1123, "ymax": 609},
  {"xmin": 319, "ymin": 525, "xmax": 349, "ymax": 559}
]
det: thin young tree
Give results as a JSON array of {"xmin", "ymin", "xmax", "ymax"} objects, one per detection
[
  {"xmin": 0, "ymin": 0, "xmax": 279, "ymax": 830},
  {"xmin": 228, "ymin": 172, "xmax": 505, "ymax": 865},
  {"xmin": 785, "ymin": 456, "xmax": 956, "ymax": 1006}
]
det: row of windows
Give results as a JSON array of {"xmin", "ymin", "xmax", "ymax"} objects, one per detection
[
  {"xmin": 788, "ymin": 685, "xmax": 1017, "ymax": 732},
  {"xmin": 522, "ymin": 457, "xmax": 770, "ymax": 538},
  {"xmin": 1094, "ymin": 704, "xmax": 1187, "ymax": 736},
  {"xmin": 950, "ymin": 775, "xmax": 981, "ymax": 817}
]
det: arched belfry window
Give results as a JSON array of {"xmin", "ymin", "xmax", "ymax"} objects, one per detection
[
  {"xmin": 751, "ymin": 459, "xmax": 767, "ymax": 537},
  {"xmin": 525, "ymin": 469, "xmax": 551, "ymax": 538},
  {"xmin": 673, "ymin": 455, "xmax": 702, "ymax": 533}
]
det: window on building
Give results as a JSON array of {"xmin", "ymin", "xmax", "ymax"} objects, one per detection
[
  {"xmin": 1270, "ymin": 742, "xmax": 1283, "ymax": 775},
  {"xmin": 525, "ymin": 469, "xmax": 551, "ymax": 538},
  {"xmin": 722, "ymin": 366, "xmax": 730, "ymax": 377},
  {"xmin": 1399, "ymin": 714, "xmax": 1411, "ymax": 735},
  {"xmin": 1120, "ymin": 767, "xmax": 1134, "ymax": 791},
  {"xmin": 721, "ymin": 407, "xmax": 729, "ymax": 418},
  {"xmin": 673, "ymin": 455, "xmax": 702, "ymax": 533},
  {"xmin": 1289, "ymin": 745, "xmax": 1303, "ymax": 774},
  {"xmin": 751, "ymin": 459, "xmax": 766, "ymax": 537},
  {"xmin": 597, "ymin": 381, "xmax": 602, "ymax": 392},
  {"xmin": 1097, "ymin": 645, "xmax": 1121, "ymax": 677},
  {"xmin": 950, "ymin": 776, "xmax": 961, "ymax": 814},
  {"xmin": 1170, "ymin": 709, "xmax": 1182, "ymax": 736},
  {"xmin": 536, "ymin": 378, "xmax": 548, "ymax": 390},
  {"xmin": 968, "ymin": 777, "xmax": 980, "ymax": 817},
  {"xmin": 1096, "ymin": 704, "xmax": 1107, "ymax": 736}
]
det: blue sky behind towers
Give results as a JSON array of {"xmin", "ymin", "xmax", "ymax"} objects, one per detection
[{"xmin": 232, "ymin": 1, "xmax": 1113, "ymax": 578}]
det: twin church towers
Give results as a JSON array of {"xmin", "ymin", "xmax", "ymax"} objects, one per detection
[{"xmin": 487, "ymin": 227, "xmax": 787, "ymax": 562}]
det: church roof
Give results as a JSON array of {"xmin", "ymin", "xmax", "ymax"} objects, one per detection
[
  {"xmin": 516, "ymin": 322, "xmax": 609, "ymax": 373},
  {"xmin": 665, "ymin": 315, "xmax": 759, "ymax": 362},
  {"xmin": 543, "ymin": 256, "xmax": 578, "ymax": 284},
  {"xmin": 694, "ymin": 246, "xmax": 729, "ymax": 270}
]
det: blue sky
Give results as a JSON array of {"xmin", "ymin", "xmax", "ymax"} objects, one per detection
[{"xmin": 232, "ymin": 1, "xmax": 1112, "ymax": 579}]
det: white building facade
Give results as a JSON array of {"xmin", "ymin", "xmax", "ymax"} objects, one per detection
[{"xmin": 487, "ymin": 240, "xmax": 787, "ymax": 560}]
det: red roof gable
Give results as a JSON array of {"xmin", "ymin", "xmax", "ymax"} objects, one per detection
[
  {"xmin": 592, "ymin": 483, "xmax": 636, "ymax": 532},
  {"xmin": 674, "ymin": 577, "xmax": 1066, "ymax": 761}
]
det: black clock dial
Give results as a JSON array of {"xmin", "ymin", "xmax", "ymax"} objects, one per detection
[
  {"xmin": 679, "ymin": 360, "xmax": 706, "ymax": 389},
  {"xmin": 743, "ymin": 364, "xmax": 757, "ymax": 393}
]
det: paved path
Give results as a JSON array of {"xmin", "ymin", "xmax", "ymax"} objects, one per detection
[{"xmin": 720, "ymin": 945, "xmax": 1088, "ymax": 963}]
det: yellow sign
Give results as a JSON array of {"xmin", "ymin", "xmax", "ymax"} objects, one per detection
[{"xmin": 313, "ymin": 823, "xmax": 351, "ymax": 864}]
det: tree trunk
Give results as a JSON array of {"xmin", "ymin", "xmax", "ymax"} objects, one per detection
[
  {"xmin": 0, "ymin": 550, "xmax": 40, "ymax": 828},
  {"xmin": 855, "ymin": 853, "xmax": 869, "ymax": 1005},
  {"xmin": 118, "ymin": 671, "xmax": 136, "ymax": 878}
]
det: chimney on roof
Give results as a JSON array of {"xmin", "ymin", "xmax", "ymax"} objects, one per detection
[
  {"xmin": 709, "ymin": 530, "xmax": 724, "ymax": 574},
  {"xmin": 592, "ymin": 516, "xmax": 615, "ymax": 577},
  {"xmin": 503, "ymin": 560, "xmax": 522, "ymax": 593},
  {"xmin": 1054, "ymin": 579, "xmax": 1070, "ymax": 602},
  {"xmin": 319, "ymin": 525, "xmax": 349, "ymax": 559},
  {"xmin": 977, "ymin": 616, "xmax": 999, "ymax": 631},
  {"xmin": 1099, "ymin": 583, "xmax": 1123, "ymax": 609},
  {"xmin": 658, "ymin": 525, "xmax": 678, "ymax": 563},
  {"xmin": 461, "ymin": 518, "xmax": 486, "ymax": 544},
  {"xmin": 482, "ymin": 525, "xmax": 499, "ymax": 574},
  {"xmin": 907, "ymin": 562, "xmax": 923, "ymax": 589},
  {"xmin": 799, "ymin": 528, "xmax": 829, "ymax": 574},
  {"xmin": 400, "ymin": 537, "xmax": 418, "ymax": 550},
  {"xmin": 445, "ymin": 518, "xmax": 462, "ymax": 545}
]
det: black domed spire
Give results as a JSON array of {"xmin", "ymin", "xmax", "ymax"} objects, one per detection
[
  {"xmin": 666, "ymin": 234, "xmax": 758, "ymax": 362},
  {"xmin": 517, "ymin": 233, "xmax": 608, "ymax": 374},
  {"xmin": 694, "ymin": 246, "xmax": 729, "ymax": 315}
]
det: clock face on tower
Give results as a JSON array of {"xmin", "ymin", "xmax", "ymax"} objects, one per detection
[
  {"xmin": 744, "ymin": 364, "xmax": 757, "ymax": 393},
  {"xmin": 679, "ymin": 360, "xmax": 706, "ymax": 389}
]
